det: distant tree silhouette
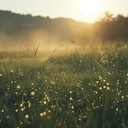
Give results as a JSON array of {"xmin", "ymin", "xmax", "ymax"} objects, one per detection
[
  {"xmin": 0, "ymin": 10, "xmax": 87, "ymax": 42},
  {"xmin": 94, "ymin": 12, "xmax": 128, "ymax": 42},
  {"xmin": 100, "ymin": 11, "xmax": 114, "ymax": 22},
  {"xmin": 1, "ymin": 10, "xmax": 128, "ymax": 43}
]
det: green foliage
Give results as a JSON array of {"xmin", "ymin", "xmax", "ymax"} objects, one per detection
[{"xmin": 0, "ymin": 45, "xmax": 128, "ymax": 128}]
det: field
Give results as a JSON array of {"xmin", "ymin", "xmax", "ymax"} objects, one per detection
[{"xmin": 0, "ymin": 43, "xmax": 128, "ymax": 128}]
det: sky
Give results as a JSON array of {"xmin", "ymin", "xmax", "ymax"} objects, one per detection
[{"xmin": 0, "ymin": 0, "xmax": 128, "ymax": 23}]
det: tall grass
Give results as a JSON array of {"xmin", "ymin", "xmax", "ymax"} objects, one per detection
[{"xmin": 0, "ymin": 43, "xmax": 128, "ymax": 128}]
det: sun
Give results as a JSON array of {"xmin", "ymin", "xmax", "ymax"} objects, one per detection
[{"xmin": 78, "ymin": 0, "xmax": 102, "ymax": 22}]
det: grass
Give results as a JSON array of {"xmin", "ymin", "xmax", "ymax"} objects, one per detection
[{"xmin": 0, "ymin": 43, "xmax": 128, "ymax": 128}]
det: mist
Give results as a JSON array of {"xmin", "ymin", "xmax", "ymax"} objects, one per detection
[{"xmin": 0, "ymin": 29, "xmax": 80, "ymax": 58}]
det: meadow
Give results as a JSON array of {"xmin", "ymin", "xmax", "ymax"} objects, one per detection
[{"xmin": 0, "ymin": 43, "xmax": 128, "ymax": 128}]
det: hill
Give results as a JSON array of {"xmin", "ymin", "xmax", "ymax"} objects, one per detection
[{"xmin": 0, "ymin": 10, "xmax": 90, "ymax": 49}]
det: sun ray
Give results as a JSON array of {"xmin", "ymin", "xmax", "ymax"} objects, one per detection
[{"xmin": 78, "ymin": 0, "xmax": 102, "ymax": 22}]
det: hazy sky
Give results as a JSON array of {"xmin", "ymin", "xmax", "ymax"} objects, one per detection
[{"xmin": 0, "ymin": 0, "xmax": 128, "ymax": 22}]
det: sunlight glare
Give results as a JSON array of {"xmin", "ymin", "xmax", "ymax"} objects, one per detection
[{"xmin": 78, "ymin": 0, "xmax": 102, "ymax": 22}]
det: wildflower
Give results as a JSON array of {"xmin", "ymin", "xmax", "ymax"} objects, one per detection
[
  {"xmin": 7, "ymin": 115, "xmax": 9, "ymax": 119},
  {"xmin": 107, "ymin": 87, "xmax": 110, "ymax": 90},
  {"xmin": 47, "ymin": 96, "xmax": 50, "ymax": 101},
  {"xmin": 11, "ymin": 81, "xmax": 13, "ymax": 83},
  {"xmin": 23, "ymin": 92, "xmax": 27, "ymax": 96},
  {"xmin": 69, "ymin": 97, "xmax": 73, "ymax": 100},
  {"xmin": 2, "ymin": 109, "xmax": 4, "ymax": 112},
  {"xmin": 71, "ymin": 106, "xmax": 74, "ymax": 109},
  {"xmin": 20, "ymin": 122, "xmax": 23, "ymax": 125},
  {"xmin": 92, "ymin": 103, "xmax": 94, "ymax": 106},
  {"xmin": 40, "ymin": 112, "xmax": 47, "ymax": 116},
  {"xmin": 118, "ymin": 92, "xmax": 120, "ymax": 95},
  {"xmin": 98, "ymin": 76, "xmax": 102, "ymax": 80},
  {"xmin": 21, "ymin": 108, "xmax": 24, "ymax": 111},
  {"xmin": 15, "ymin": 92, "xmax": 18, "ymax": 95},
  {"xmin": 43, "ymin": 101, "xmax": 47, "ymax": 104},
  {"xmin": 48, "ymin": 110, "xmax": 51, "ymax": 113},
  {"xmin": 103, "ymin": 86, "xmax": 106, "ymax": 89},
  {"xmin": 28, "ymin": 101, "xmax": 31, "ymax": 107},
  {"xmin": 47, "ymin": 67, "xmax": 49, "ymax": 69},
  {"xmin": 99, "ymin": 87, "xmax": 102, "ymax": 90},
  {"xmin": 121, "ymin": 96, "xmax": 125, "ymax": 99},
  {"xmin": 28, "ymin": 122, "xmax": 30, "ymax": 124},
  {"xmin": 103, "ymin": 79, "xmax": 106, "ymax": 82},
  {"xmin": 43, "ymin": 112, "xmax": 46, "ymax": 116},
  {"xmin": 17, "ymin": 85, "xmax": 21, "ymax": 89},
  {"xmin": 11, "ymin": 70, "xmax": 13, "ymax": 72},
  {"xmin": 31, "ymin": 91, "xmax": 35, "ymax": 96},
  {"xmin": 20, "ymin": 103, "xmax": 23, "ymax": 107},
  {"xmin": 40, "ymin": 113, "xmax": 43, "ymax": 117},
  {"xmin": 107, "ymin": 83, "xmax": 110, "ymax": 85},
  {"xmin": 116, "ymin": 108, "xmax": 118, "ymax": 111},
  {"xmin": 96, "ymin": 81, "xmax": 99, "ymax": 84},
  {"xmin": 108, "ymin": 72, "xmax": 111, "ymax": 75},
  {"xmin": 25, "ymin": 114, "xmax": 29, "ymax": 119},
  {"xmin": 15, "ymin": 109, "xmax": 18, "ymax": 112}
]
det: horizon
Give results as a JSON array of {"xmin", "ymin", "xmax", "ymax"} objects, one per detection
[
  {"xmin": 1, "ymin": 9, "xmax": 128, "ymax": 24},
  {"xmin": 0, "ymin": 0, "xmax": 128, "ymax": 23}
]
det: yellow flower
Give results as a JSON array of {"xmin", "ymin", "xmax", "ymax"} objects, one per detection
[
  {"xmin": 15, "ymin": 109, "xmax": 18, "ymax": 112},
  {"xmin": 40, "ymin": 113, "xmax": 43, "ymax": 117},
  {"xmin": 11, "ymin": 70, "xmax": 13, "ymax": 72},
  {"xmin": 40, "ymin": 112, "xmax": 46, "ymax": 116},
  {"xmin": 20, "ymin": 122, "xmax": 23, "ymax": 125},
  {"xmin": 121, "ymin": 96, "xmax": 124, "ymax": 99},
  {"xmin": 116, "ymin": 108, "xmax": 118, "ymax": 111},
  {"xmin": 31, "ymin": 91, "xmax": 35, "ymax": 96},
  {"xmin": 43, "ymin": 101, "xmax": 47, "ymax": 104},
  {"xmin": 17, "ymin": 85, "xmax": 21, "ymax": 89},
  {"xmin": 107, "ymin": 87, "xmax": 110, "ymax": 90},
  {"xmin": 69, "ymin": 97, "xmax": 73, "ymax": 100},
  {"xmin": 28, "ymin": 101, "xmax": 31, "ymax": 107},
  {"xmin": 25, "ymin": 114, "xmax": 29, "ymax": 119},
  {"xmin": 48, "ymin": 110, "xmax": 51, "ymax": 113},
  {"xmin": 43, "ymin": 112, "xmax": 46, "ymax": 116},
  {"xmin": 20, "ymin": 103, "xmax": 23, "ymax": 107},
  {"xmin": 2, "ymin": 109, "xmax": 4, "ymax": 112},
  {"xmin": 71, "ymin": 106, "xmax": 74, "ymax": 109},
  {"xmin": 21, "ymin": 108, "xmax": 24, "ymax": 111}
]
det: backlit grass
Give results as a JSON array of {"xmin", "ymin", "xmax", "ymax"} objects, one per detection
[{"xmin": 0, "ymin": 44, "xmax": 128, "ymax": 128}]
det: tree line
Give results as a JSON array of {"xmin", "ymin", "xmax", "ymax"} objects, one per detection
[
  {"xmin": 0, "ymin": 10, "xmax": 128, "ymax": 43},
  {"xmin": 93, "ymin": 11, "xmax": 128, "ymax": 42}
]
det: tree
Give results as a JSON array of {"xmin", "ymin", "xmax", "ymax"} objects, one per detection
[{"xmin": 100, "ymin": 11, "xmax": 114, "ymax": 22}]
